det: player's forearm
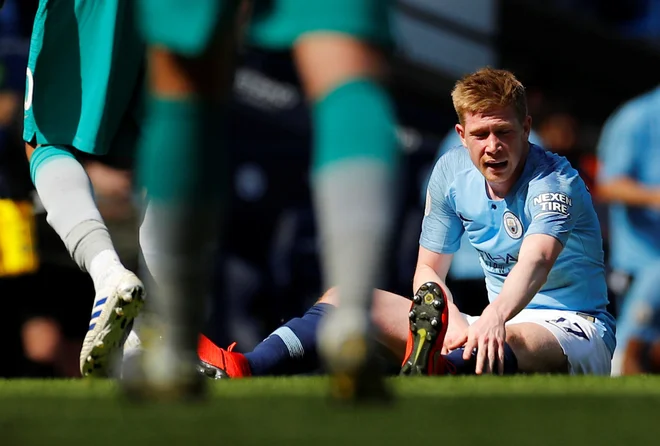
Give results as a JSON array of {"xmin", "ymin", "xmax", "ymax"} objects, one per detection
[
  {"xmin": 597, "ymin": 177, "xmax": 660, "ymax": 208},
  {"xmin": 489, "ymin": 257, "xmax": 551, "ymax": 322}
]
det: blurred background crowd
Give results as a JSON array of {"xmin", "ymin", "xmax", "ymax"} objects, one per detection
[{"xmin": 1, "ymin": 0, "xmax": 660, "ymax": 377}]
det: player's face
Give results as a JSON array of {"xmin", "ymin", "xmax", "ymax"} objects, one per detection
[{"xmin": 456, "ymin": 106, "xmax": 531, "ymax": 196}]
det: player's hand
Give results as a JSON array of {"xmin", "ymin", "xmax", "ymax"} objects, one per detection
[
  {"xmin": 441, "ymin": 324, "xmax": 465, "ymax": 354},
  {"xmin": 441, "ymin": 302, "xmax": 470, "ymax": 354},
  {"xmin": 460, "ymin": 306, "xmax": 506, "ymax": 375}
]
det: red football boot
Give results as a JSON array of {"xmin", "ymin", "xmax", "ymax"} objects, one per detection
[
  {"xmin": 400, "ymin": 282, "xmax": 453, "ymax": 375},
  {"xmin": 197, "ymin": 334, "xmax": 252, "ymax": 379}
]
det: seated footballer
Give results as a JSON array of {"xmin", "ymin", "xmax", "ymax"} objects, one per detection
[{"xmin": 195, "ymin": 67, "xmax": 616, "ymax": 377}]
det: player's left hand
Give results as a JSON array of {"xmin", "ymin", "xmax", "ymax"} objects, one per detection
[{"xmin": 453, "ymin": 306, "xmax": 507, "ymax": 375}]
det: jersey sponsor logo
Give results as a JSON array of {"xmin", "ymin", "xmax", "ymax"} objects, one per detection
[
  {"xmin": 424, "ymin": 189, "xmax": 432, "ymax": 216},
  {"xmin": 532, "ymin": 192, "xmax": 572, "ymax": 216},
  {"xmin": 25, "ymin": 68, "xmax": 34, "ymax": 112},
  {"xmin": 503, "ymin": 211, "xmax": 523, "ymax": 239},
  {"xmin": 477, "ymin": 249, "xmax": 518, "ymax": 274}
]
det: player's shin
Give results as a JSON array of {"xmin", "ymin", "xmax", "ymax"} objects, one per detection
[
  {"xmin": 136, "ymin": 96, "xmax": 227, "ymax": 389},
  {"xmin": 29, "ymin": 145, "xmax": 120, "ymax": 283},
  {"xmin": 244, "ymin": 303, "xmax": 333, "ymax": 376},
  {"xmin": 311, "ymin": 79, "xmax": 399, "ymax": 398}
]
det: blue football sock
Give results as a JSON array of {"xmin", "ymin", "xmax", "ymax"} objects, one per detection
[
  {"xmin": 245, "ymin": 303, "xmax": 332, "ymax": 376},
  {"xmin": 444, "ymin": 343, "xmax": 518, "ymax": 375}
]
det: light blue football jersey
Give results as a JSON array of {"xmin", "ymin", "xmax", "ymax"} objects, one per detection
[
  {"xmin": 597, "ymin": 86, "xmax": 660, "ymax": 275},
  {"xmin": 421, "ymin": 143, "xmax": 616, "ymax": 354},
  {"xmin": 426, "ymin": 128, "xmax": 546, "ymax": 280}
]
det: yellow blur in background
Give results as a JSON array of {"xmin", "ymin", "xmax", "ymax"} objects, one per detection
[{"xmin": 0, "ymin": 199, "xmax": 39, "ymax": 277}]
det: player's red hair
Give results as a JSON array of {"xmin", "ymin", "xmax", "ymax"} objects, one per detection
[{"xmin": 451, "ymin": 67, "xmax": 528, "ymax": 125}]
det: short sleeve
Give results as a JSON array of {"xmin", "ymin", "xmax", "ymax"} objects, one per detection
[
  {"xmin": 420, "ymin": 154, "xmax": 465, "ymax": 253},
  {"xmin": 525, "ymin": 167, "xmax": 586, "ymax": 246},
  {"xmin": 420, "ymin": 128, "xmax": 463, "ymax": 206},
  {"xmin": 597, "ymin": 102, "xmax": 645, "ymax": 182}
]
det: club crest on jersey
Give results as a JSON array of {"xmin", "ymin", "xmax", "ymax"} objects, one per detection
[{"xmin": 503, "ymin": 211, "xmax": 523, "ymax": 239}]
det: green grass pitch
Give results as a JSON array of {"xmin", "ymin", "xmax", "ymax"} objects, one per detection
[{"xmin": 1, "ymin": 376, "xmax": 660, "ymax": 446}]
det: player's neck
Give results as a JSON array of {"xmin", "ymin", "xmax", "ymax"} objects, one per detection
[{"xmin": 486, "ymin": 182, "xmax": 509, "ymax": 201}]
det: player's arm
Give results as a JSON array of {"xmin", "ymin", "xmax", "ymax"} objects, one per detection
[
  {"xmin": 460, "ymin": 232, "xmax": 563, "ymax": 374},
  {"xmin": 487, "ymin": 234, "xmax": 563, "ymax": 321},
  {"xmin": 597, "ymin": 177, "xmax": 660, "ymax": 209},
  {"xmin": 412, "ymin": 247, "xmax": 452, "ymax": 299},
  {"xmin": 596, "ymin": 103, "xmax": 660, "ymax": 209},
  {"xmin": 416, "ymin": 154, "xmax": 463, "ymax": 299},
  {"xmin": 415, "ymin": 153, "xmax": 469, "ymax": 343},
  {"xmin": 491, "ymin": 172, "xmax": 582, "ymax": 321}
]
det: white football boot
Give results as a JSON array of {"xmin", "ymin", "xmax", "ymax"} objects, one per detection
[{"xmin": 80, "ymin": 271, "xmax": 145, "ymax": 377}]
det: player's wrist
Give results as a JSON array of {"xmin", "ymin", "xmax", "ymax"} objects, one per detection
[{"xmin": 485, "ymin": 301, "xmax": 510, "ymax": 324}]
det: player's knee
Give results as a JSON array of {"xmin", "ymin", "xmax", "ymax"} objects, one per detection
[
  {"xmin": 28, "ymin": 145, "xmax": 77, "ymax": 185},
  {"xmin": 147, "ymin": 34, "xmax": 236, "ymax": 100},
  {"xmin": 506, "ymin": 325, "xmax": 568, "ymax": 373},
  {"xmin": 504, "ymin": 329, "xmax": 525, "ymax": 354},
  {"xmin": 294, "ymin": 34, "xmax": 388, "ymax": 100},
  {"xmin": 308, "ymin": 74, "xmax": 397, "ymax": 171},
  {"xmin": 25, "ymin": 141, "xmax": 37, "ymax": 163}
]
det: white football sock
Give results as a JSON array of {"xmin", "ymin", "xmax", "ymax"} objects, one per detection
[
  {"xmin": 313, "ymin": 160, "xmax": 396, "ymax": 316},
  {"xmin": 33, "ymin": 154, "xmax": 121, "ymax": 277},
  {"xmin": 88, "ymin": 249, "xmax": 125, "ymax": 291}
]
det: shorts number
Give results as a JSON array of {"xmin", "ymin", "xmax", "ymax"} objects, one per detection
[
  {"xmin": 547, "ymin": 317, "xmax": 588, "ymax": 340},
  {"xmin": 25, "ymin": 68, "xmax": 34, "ymax": 111}
]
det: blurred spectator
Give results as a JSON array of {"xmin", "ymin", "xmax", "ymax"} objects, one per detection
[
  {"xmin": 596, "ymin": 86, "xmax": 660, "ymax": 375},
  {"xmin": 535, "ymin": 99, "xmax": 600, "ymax": 192}
]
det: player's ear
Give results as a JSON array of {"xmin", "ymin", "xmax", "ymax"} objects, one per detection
[
  {"xmin": 455, "ymin": 123, "xmax": 467, "ymax": 148},
  {"xmin": 522, "ymin": 115, "xmax": 532, "ymax": 139}
]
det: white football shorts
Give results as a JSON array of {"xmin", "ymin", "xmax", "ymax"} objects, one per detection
[{"xmin": 464, "ymin": 308, "xmax": 612, "ymax": 375}]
